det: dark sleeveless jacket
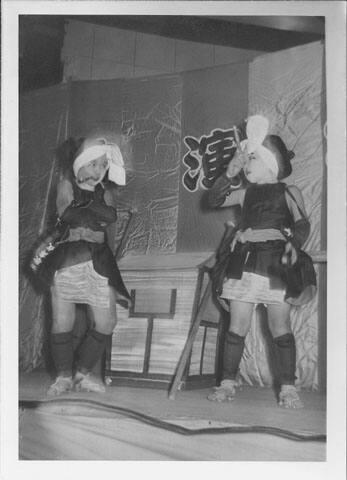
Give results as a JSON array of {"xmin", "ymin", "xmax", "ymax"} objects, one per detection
[
  {"xmin": 213, "ymin": 182, "xmax": 316, "ymax": 305},
  {"xmin": 34, "ymin": 182, "xmax": 130, "ymax": 302},
  {"xmin": 240, "ymin": 183, "xmax": 292, "ymax": 231}
]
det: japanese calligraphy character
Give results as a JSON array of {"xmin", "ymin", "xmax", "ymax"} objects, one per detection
[{"xmin": 182, "ymin": 129, "xmax": 238, "ymax": 192}]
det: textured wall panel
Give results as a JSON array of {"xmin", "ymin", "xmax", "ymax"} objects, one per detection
[{"xmin": 70, "ymin": 77, "xmax": 182, "ymax": 257}]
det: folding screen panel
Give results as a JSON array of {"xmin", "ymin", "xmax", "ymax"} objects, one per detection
[
  {"xmin": 177, "ymin": 63, "xmax": 249, "ymax": 252},
  {"xmin": 69, "ymin": 76, "xmax": 182, "ymax": 257}
]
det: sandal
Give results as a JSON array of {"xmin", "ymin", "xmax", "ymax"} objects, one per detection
[
  {"xmin": 207, "ymin": 379, "xmax": 238, "ymax": 402},
  {"xmin": 74, "ymin": 371, "xmax": 106, "ymax": 393},
  {"xmin": 279, "ymin": 385, "xmax": 304, "ymax": 409},
  {"xmin": 47, "ymin": 376, "xmax": 73, "ymax": 396}
]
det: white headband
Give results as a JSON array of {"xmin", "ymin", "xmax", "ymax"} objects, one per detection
[
  {"xmin": 240, "ymin": 115, "xmax": 279, "ymax": 178},
  {"xmin": 73, "ymin": 140, "xmax": 126, "ymax": 186},
  {"xmin": 255, "ymin": 145, "xmax": 279, "ymax": 177}
]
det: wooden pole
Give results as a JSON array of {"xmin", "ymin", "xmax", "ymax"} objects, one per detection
[{"xmin": 168, "ymin": 279, "xmax": 212, "ymax": 400}]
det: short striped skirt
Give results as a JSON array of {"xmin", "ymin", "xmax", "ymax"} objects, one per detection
[
  {"xmin": 221, "ymin": 271, "xmax": 286, "ymax": 305},
  {"xmin": 53, "ymin": 260, "xmax": 110, "ymax": 308}
]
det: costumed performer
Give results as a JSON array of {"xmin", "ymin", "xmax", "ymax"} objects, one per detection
[
  {"xmin": 207, "ymin": 115, "xmax": 317, "ymax": 408},
  {"xmin": 31, "ymin": 137, "xmax": 131, "ymax": 396}
]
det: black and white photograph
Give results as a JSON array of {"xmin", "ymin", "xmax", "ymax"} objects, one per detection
[{"xmin": 1, "ymin": 0, "xmax": 346, "ymax": 476}]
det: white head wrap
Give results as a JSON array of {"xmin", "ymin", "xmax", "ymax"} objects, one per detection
[
  {"xmin": 73, "ymin": 138, "xmax": 126, "ymax": 188},
  {"xmin": 240, "ymin": 115, "xmax": 279, "ymax": 178}
]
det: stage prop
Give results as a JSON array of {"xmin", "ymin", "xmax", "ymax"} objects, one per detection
[{"xmin": 106, "ymin": 253, "xmax": 225, "ymax": 389}]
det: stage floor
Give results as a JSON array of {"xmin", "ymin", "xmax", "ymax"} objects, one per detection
[{"xmin": 19, "ymin": 370, "xmax": 326, "ymax": 461}]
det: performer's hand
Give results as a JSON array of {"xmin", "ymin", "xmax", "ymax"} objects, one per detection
[
  {"xmin": 281, "ymin": 242, "xmax": 298, "ymax": 266},
  {"xmin": 226, "ymin": 150, "xmax": 247, "ymax": 179}
]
